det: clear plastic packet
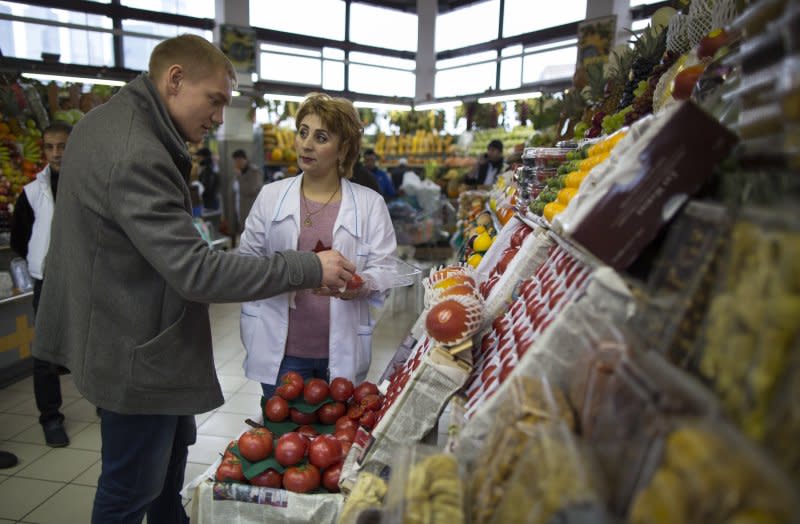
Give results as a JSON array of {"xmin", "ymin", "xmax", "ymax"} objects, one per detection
[
  {"xmin": 627, "ymin": 416, "xmax": 799, "ymax": 524},
  {"xmin": 381, "ymin": 445, "xmax": 465, "ymax": 524}
]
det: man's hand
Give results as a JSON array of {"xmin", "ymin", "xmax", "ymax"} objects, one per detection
[{"xmin": 316, "ymin": 250, "xmax": 355, "ymax": 291}]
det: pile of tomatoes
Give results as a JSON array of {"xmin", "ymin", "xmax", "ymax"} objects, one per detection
[{"xmin": 215, "ymin": 373, "xmax": 384, "ymax": 494}]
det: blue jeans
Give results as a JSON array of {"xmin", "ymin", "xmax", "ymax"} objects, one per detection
[
  {"xmin": 93, "ymin": 410, "xmax": 196, "ymax": 524},
  {"xmin": 260, "ymin": 356, "xmax": 329, "ymax": 398}
]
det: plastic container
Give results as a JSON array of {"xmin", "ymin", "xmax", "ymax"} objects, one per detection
[
  {"xmin": 521, "ymin": 147, "xmax": 573, "ymax": 169},
  {"xmin": 9, "ymin": 257, "xmax": 34, "ymax": 293}
]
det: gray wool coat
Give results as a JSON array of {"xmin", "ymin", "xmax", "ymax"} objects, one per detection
[{"xmin": 32, "ymin": 74, "xmax": 322, "ymax": 415}]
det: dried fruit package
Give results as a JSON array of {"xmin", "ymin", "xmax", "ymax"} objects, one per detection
[
  {"xmin": 693, "ymin": 207, "xmax": 800, "ymax": 484},
  {"xmin": 491, "ymin": 421, "xmax": 610, "ymax": 524},
  {"xmin": 382, "ymin": 445, "xmax": 465, "ymax": 524},
  {"xmin": 627, "ymin": 418, "xmax": 798, "ymax": 524}
]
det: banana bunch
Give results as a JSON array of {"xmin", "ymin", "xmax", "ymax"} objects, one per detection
[
  {"xmin": 338, "ymin": 472, "xmax": 388, "ymax": 524},
  {"xmin": 0, "ymin": 143, "xmax": 10, "ymax": 163},
  {"xmin": 21, "ymin": 134, "xmax": 42, "ymax": 164},
  {"xmin": 403, "ymin": 454, "xmax": 464, "ymax": 524}
]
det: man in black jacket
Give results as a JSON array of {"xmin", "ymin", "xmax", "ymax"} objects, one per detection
[{"xmin": 465, "ymin": 139, "xmax": 506, "ymax": 187}]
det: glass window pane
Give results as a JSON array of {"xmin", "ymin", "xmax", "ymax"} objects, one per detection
[
  {"xmin": 522, "ymin": 46, "xmax": 576, "ymax": 84},
  {"xmin": 0, "ymin": 2, "xmax": 112, "ymax": 28},
  {"xmin": 499, "ymin": 57, "xmax": 521, "ymax": 90},
  {"xmin": 526, "ymin": 38, "xmax": 578, "ymax": 53},
  {"xmin": 250, "ymin": 0, "xmax": 345, "ymax": 41},
  {"xmin": 124, "ymin": 36, "xmax": 160, "ymax": 71},
  {"xmin": 260, "ymin": 53, "xmax": 321, "ymax": 86},
  {"xmin": 350, "ymin": 3, "xmax": 416, "ymax": 52},
  {"xmin": 631, "ymin": 19, "xmax": 650, "ymax": 32},
  {"xmin": 350, "ymin": 52, "xmax": 415, "ymax": 71},
  {"xmin": 323, "ymin": 47, "xmax": 344, "ymax": 59},
  {"xmin": 502, "ymin": 44, "xmax": 522, "ymax": 57},
  {"xmin": 435, "ymin": 62, "xmax": 496, "ymax": 98},
  {"xmin": 122, "ymin": 19, "xmax": 211, "ymax": 39},
  {"xmin": 503, "ymin": 0, "xmax": 585, "ymax": 37},
  {"xmin": 260, "ymin": 43, "xmax": 320, "ymax": 58},
  {"xmin": 630, "ymin": 0, "xmax": 665, "ymax": 5},
  {"xmin": 349, "ymin": 64, "xmax": 413, "ymax": 97},
  {"xmin": 436, "ymin": 0, "xmax": 499, "ymax": 52},
  {"xmin": 437, "ymin": 50, "xmax": 496, "ymax": 70},
  {"xmin": 1, "ymin": 20, "xmax": 113, "ymax": 66},
  {"xmin": 122, "ymin": 0, "xmax": 214, "ymax": 18},
  {"xmin": 322, "ymin": 60, "xmax": 344, "ymax": 91}
]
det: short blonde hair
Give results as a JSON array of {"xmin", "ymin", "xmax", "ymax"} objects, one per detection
[
  {"xmin": 149, "ymin": 34, "xmax": 237, "ymax": 86},
  {"xmin": 295, "ymin": 93, "xmax": 363, "ymax": 178}
]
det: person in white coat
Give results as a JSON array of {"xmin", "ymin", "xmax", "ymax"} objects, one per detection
[{"xmin": 239, "ymin": 93, "xmax": 397, "ymax": 396}]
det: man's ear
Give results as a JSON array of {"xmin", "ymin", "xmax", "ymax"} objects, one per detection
[{"xmin": 165, "ymin": 64, "xmax": 184, "ymax": 95}]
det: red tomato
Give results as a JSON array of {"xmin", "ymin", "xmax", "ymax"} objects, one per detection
[
  {"xmin": 282, "ymin": 464, "xmax": 321, "ymax": 493},
  {"xmin": 425, "ymin": 300, "xmax": 470, "ymax": 344},
  {"xmin": 329, "ymin": 377, "xmax": 355, "ymax": 402},
  {"xmin": 359, "ymin": 394, "xmax": 382, "ymax": 412},
  {"xmin": 223, "ymin": 440, "xmax": 237, "ymax": 461},
  {"xmin": 303, "ymin": 378, "xmax": 330, "ymax": 405},
  {"xmin": 347, "ymin": 404, "xmax": 365, "ymax": 420},
  {"xmin": 215, "ymin": 458, "xmax": 245, "ymax": 482},
  {"xmin": 335, "ymin": 416, "xmax": 359, "ymax": 433},
  {"xmin": 237, "ymin": 428, "xmax": 274, "ymax": 462},
  {"xmin": 281, "ymin": 371, "xmax": 304, "ymax": 387},
  {"xmin": 334, "ymin": 427, "xmax": 356, "ymax": 443},
  {"xmin": 340, "ymin": 440, "xmax": 353, "ymax": 458},
  {"xmin": 346, "ymin": 273, "xmax": 364, "ymax": 290},
  {"xmin": 249, "ymin": 468, "xmax": 282, "ymax": 488},
  {"xmin": 276, "ymin": 380, "xmax": 303, "ymax": 401},
  {"xmin": 296, "ymin": 425, "xmax": 319, "ymax": 440},
  {"xmin": 359, "ymin": 410, "xmax": 378, "ymax": 430},
  {"xmin": 275, "ymin": 432, "xmax": 308, "ymax": 467},
  {"xmin": 317, "ymin": 401, "xmax": 346, "ymax": 425},
  {"xmin": 264, "ymin": 396, "xmax": 290, "ymax": 422},
  {"xmin": 352, "ymin": 381, "xmax": 379, "ymax": 404},
  {"xmin": 290, "ymin": 408, "xmax": 318, "ymax": 425},
  {"xmin": 308, "ymin": 434, "xmax": 343, "ymax": 469},
  {"xmin": 322, "ymin": 462, "xmax": 343, "ymax": 492}
]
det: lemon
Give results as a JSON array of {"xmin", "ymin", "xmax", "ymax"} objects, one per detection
[
  {"xmin": 543, "ymin": 202, "xmax": 566, "ymax": 222},
  {"xmin": 467, "ymin": 253, "xmax": 483, "ymax": 268},
  {"xmin": 473, "ymin": 232, "xmax": 494, "ymax": 252},
  {"xmin": 475, "ymin": 226, "xmax": 486, "ymax": 234}
]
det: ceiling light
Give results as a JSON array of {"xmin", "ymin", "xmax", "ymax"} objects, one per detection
[
  {"xmin": 231, "ymin": 90, "xmax": 241, "ymax": 97},
  {"xmin": 414, "ymin": 101, "xmax": 462, "ymax": 111},
  {"xmin": 263, "ymin": 93, "xmax": 307, "ymax": 103},
  {"xmin": 353, "ymin": 101, "xmax": 412, "ymax": 112},
  {"xmin": 478, "ymin": 91, "xmax": 542, "ymax": 104},
  {"xmin": 22, "ymin": 73, "xmax": 127, "ymax": 87}
]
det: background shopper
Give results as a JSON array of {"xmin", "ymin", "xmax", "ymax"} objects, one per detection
[
  {"xmin": 10, "ymin": 121, "xmax": 73, "ymax": 448},
  {"xmin": 232, "ymin": 148, "xmax": 263, "ymax": 231}
]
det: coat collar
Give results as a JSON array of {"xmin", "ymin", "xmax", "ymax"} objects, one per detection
[{"xmin": 272, "ymin": 174, "xmax": 361, "ymax": 238}]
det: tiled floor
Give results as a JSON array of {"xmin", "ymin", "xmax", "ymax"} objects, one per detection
[{"xmin": 0, "ymin": 295, "xmax": 417, "ymax": 523}]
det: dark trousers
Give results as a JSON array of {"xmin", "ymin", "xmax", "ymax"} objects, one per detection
[
  {"xmin": 32, "ymin": 278, "xmax": 64, "ymax": 426},
  {"xmin": 93, "ymin": 410, "xmax": 196, "ymax": 524},
  {"xmin": 260, "ymin": 356, "xmax": 329, "ymax": 398}
]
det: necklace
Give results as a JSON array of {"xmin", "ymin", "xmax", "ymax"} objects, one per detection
[{"xmin": 302, "ymin": 185, "xmax": 340, "ymax": 227}]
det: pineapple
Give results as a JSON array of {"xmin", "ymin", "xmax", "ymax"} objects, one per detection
[{"xmin": 618, "ymin": 26, "xmax": 667, "ymax": 111}]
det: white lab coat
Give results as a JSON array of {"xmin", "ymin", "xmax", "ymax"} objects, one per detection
[{"xmin": 239, "ymin": 175, "xmax": 397, "ymax": 385}]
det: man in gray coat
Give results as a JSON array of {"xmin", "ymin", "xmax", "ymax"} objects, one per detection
[{"xmin": 32, "ymin": 34, "xmax": 355, "ymax": 523}]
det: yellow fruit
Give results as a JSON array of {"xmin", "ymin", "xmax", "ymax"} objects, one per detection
[
  {"xmin": 557, "ymin": 187, "xmax": 578, "ymax": 205},
  {"xmin": 565, "ymin": 170, "xmax": 588, "ymax": 188},
  {"xmin": 543, "ymin": 202, "xmax": 566, "ymax": 222},
  {"xmin": 473, "ymin": 232, "xmax": 494, "ymax": 252},
  {"xmin": 270, "ymin": 148, "xmax": 284, "ymax": 162},
  {"xmin": 467, "ymin": 253, "xmax": 483, "ymax": 268},
  {"xmin": 475, "ymin": 226, "xmax": 486, "ymax": 234}
]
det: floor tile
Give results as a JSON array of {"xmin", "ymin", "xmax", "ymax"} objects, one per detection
[
  {"xmin": 15, "ymin": 447, "xmax": 100, "ymax": 483},
  {"xmin": 216, "ymin": 359, "xmax": 245, "ymax": 376},
  {"xmin": 0, "ymin": 413, "xmax": 38, "ymax": 440},
  {"xmin": 217, "ymin": 374, "xmax": 247, "ymax": 394},
  {"xmin": 4, "ymin": 376, "xmax": 33, "ymax": 393},
  {"xmin": 183, "ymin": 462, "xmax": 212, "ymax": 492},
  {"xmin": 71, "ymin": 459, "xmax": 101, "ymax": 487},
  {"xmin": 60, "ymin": 397, "xmax": 100, "ymax": 423},
  {"xmin": 198, "ymin": 412, "xmax": 248, "ymax": 439},
  {"xmin": 237, "ymin": 380, "xmax": 263, "ymax": 395},
  {"xmin": 195, "ymin": 410, "xmax": 214, "ymax": 427},
  {"xmin": 0, "ymin": 441, "xmax": 50, "ymax": 475},
  {"xmin": 5, "ymin": 396, "xmax": 39, "ymax": 417},
  {"xmin": 10, "ymin": 420, "xmax": 90, "ymax": 447},
  {"xmin": 0, "ymin": 390, "xmax": 30, "ymax": 412},
  {"xmin": 0, "ymin": 477, "xmax": 64, "ymax": 520},
  {"xmin": 69, "ymin": 422, "xmax": 101, "ymax": 452},
  {"xmin": 217, "ymin": 392, "xmax": 261, "ymax": 416},
  {"xmin": 23, "ymin": 483, "xmax": 96, "ymax": 524},
  {"xmin": 187, "ymin": 435, "xmax": 231, "ymax": 465}
]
